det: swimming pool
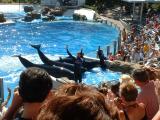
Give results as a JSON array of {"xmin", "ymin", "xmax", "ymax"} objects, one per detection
[{"xmin": 0, "ymin": 19, "xmax": 121, "ymax": 103}]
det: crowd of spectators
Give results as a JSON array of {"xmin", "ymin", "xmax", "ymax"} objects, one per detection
[
  {"xmin": 108, "ymin": 12, "xmax": 160, "ymax": 68},
  {"xmin": 0, "ymin": 66, "xmax": 159, "ymax": 120}
]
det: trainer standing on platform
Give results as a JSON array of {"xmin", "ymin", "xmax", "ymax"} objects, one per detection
[{"xmin": 66, "ymin": 45, "xmax": 84, "ymax": 83}]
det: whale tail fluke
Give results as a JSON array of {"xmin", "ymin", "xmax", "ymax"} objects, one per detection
[
  {"xmin": 59, "ymin": 57, "xmax": 63, "ymax": 62},
  {"xmin": 30, "ymin": 44, "xmax": 41, "ymax": 50},
  {"xmin": 12, "ymin": 54, "xmax": 21, "ymax": 57}
]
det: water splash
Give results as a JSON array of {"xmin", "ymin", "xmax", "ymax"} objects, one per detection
[
  {"xmin": 0, "ymin": 5, "xmax": 24, "ymax": 13},
  {"xmin": 74, "ymin": 8, "xmax": 96, "ymax": 21}
]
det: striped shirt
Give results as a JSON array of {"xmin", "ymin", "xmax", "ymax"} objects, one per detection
[{"xmin": 137, "ymin": 81, "xmax": 159, "ymax": 120}]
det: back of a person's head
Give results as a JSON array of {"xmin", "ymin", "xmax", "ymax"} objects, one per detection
[
  {"xmin": 132, "ymin": 68, "xmax": 149, "ymax": 82},
  {"xmin": 37, "ymin": 92, "xmax": 113, "ymax": 120},
  {"xmin": 55, "ymin": 83, "xmax": 96, "ymax": 96},
  {"xmin": 119, "ymin": 74, "xmax": 134, "ymax": 84},
  {"xmin": 120, "ymin": 82, "xmax": 138, "ymax": 102},
  {"xmin": 19, "ymin": 67, "xmax": 52, "ymax": 103},
  {"xmin": 98, "ymin": 82, "xmax": 109, "ymax": 95},
  {"xmin": 111, "ymin": 82, "xmax": 120, "ymax": 97},
  {"xmin": 143, "ymin": 67, "xmax": 157, "ymax": 80}
]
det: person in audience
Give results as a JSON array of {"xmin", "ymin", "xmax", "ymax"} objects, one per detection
[
  {"xmin": 37, "ymin": 91, "xmax": 114, "ymax": 120},
  {"xmin": 115, "ymin": 82, "xmax": 146, "ymax": 120},
  {"xmin": 152, "ymin": 80, "xmax": 160, "ymax": 120},
  {"xmin": 108, "ymin": 52, "xmax": 115, "ymax": 61},
  {"xmin": 152, "ymin": 111, "xmax": 160, "ymax": 120},
  {"xmin": 55, "ymin": 83, "xmax": 95, "ymax": 96},
  {"xmin": 132, "ymin": 68, "xmax": 159, "ymax": 120},
  {"xmin": 107, "ymin": 74, "xmax": 134, "ymax": 102},
  {"xmin": 119, "ymin": 74, "xmax": 134, "ymax": 84},
  {"xmin": 115, "ymin": 50, "xmax": 123, "ymax": 61},
  {"xmin": 98, "ymin": 82, "xmax": 109, "ymax": 95},
  {"xmin": 2, "ymin": 67, "xmax": 53, "ymax": 120},
  {"xmin": 122, "ymin": 28, "xmax": 127, "ymax": 42},
  {"xmin": 106, "ymin": 81, "xmax": 120, "ymax": 102}
]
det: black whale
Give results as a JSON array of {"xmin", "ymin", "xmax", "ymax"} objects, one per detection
[
  {"xmin": 16, "ymin": 55, "xmax": 75, "ymax": 80},
  {"xmin": 30, "ymin": 44, "xmax": 100, "ymax": 70},
  {"xmin": 30, "ymin": 44, "xmax": 86, "ymax": 72}
]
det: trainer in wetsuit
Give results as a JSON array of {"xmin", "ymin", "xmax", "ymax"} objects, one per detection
[
  {"xmin": 66, "ymin": 46, "xmax": 84, "ymax": 83},
  {"xmin": 97, "ymin": 46, "xmax": 106, "ymax": 67},
  {"xmin": 74, "ymin": 52, "xmax": 84, "ymax": 83}
]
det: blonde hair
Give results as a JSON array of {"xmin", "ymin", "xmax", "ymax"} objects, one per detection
[
  {"xmin": 120, "ymin": 82, "xmax": 138, "ymax": 102},
  {"xmin": 119, "ymin": 74, "xmax": 134, "ymax": 84}
]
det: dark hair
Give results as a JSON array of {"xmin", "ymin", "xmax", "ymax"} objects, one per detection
[
  {"xmin": 19, "ymin": 67, "xmax": 52, "ymax": 102},
  {"xmin": 111, "ymin": 82, "xmax": 120, "ymax": 97},
  {"xmin": 98, "ymin": 82, "xmax": 109, "ymax": 95},
  {"xmin": 132, "ymin": 68, "xmax": 149, "ymax": 82},
  {"xmin": 37, "ymin": 92, "xmax": 113, "ymax": 120},
  {"xmin": 120, "ymin": 82, "xmax": 138, "ymax": 102}
]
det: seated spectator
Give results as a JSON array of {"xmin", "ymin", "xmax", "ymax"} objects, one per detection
[
  {"xmin": 132, "ymin": 68, "xmax": 159, "ymax": 120},
  {"xmin": 115, "ymin": 51, "xmax": 123, "ymax": 61},
  {"xmin": 2, "ymin": 67, "xmax": 53, "ymax": 120},
  {"xmin": 108, "ymin": 52, "xmax": 115, "ymax": 61},
  {"xmin": 122, "ymin": 28, "xmax": 127, "ymax": 42},
  {"xmin": 116, "ymin": 82, "xmax": 146, "ymax": 120},
  {"xmin": 37, "ymin": 92, "xmax": 114, "ymax": 120}
]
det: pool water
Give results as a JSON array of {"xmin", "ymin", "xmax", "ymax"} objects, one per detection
[{"xmin": 0, "ymin": 20, "xmax": 120, "ymax": 103}]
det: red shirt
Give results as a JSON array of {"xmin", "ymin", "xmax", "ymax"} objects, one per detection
[{"xmin": 137, "ymin": 81, "xmax": 159, "ymax": 120}]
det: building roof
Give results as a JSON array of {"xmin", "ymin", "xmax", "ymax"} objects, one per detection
[{"xmin": 122, "ymin": 0, "xmax": 160, "ymax": 2}]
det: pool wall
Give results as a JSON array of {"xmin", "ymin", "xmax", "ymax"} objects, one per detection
[{"xmin": 96, "ymin": 17, "xmax": 122, "ymax": 57}]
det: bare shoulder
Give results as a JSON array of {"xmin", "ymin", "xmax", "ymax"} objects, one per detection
[
  {"xmin": 138, "ymin": 102, "xmax": 146, "ymax": 112},
  {"xmin": 118, "ymin": 110, "xmax": 126, "ymax": 120},
  {"xmin": 139, "ymin": 102, "xmax": 145, "ymax": 108}
]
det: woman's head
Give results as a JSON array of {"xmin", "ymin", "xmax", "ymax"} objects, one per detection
[
  {"xmin": 37, "ymin": 91, "xmax": 113, "ymax": 120},
  {"xmin": 119, "ymin": 74, "xmax": 134, "ymax": 84},
  {"xmin": 55, "ymin": 83, "xmax": 96, "ymax": 96},
  {"xmin": 120, "ymin": 82, "xmax": 138, "ymax": 102},
  {"xmin": 132, "ymin": 68, "xmax": 149, "ymax": 83}
]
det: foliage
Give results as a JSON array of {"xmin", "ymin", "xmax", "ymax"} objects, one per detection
[
  {"xmin": 0, "ymin": 0, "xmax": 13, "ymax": 3},
  {"xmin": 85, "ymin": 0, "xmax": 96, "ymax": 5},
  {"xmin": 83, "ymin": 5, "xmax": 98, "ymax": 12},
  {"xmin": 85, "ymin": 0, "xmax": 122, "ymax": 13},
  {"xmin": 151, "ymin": 3, "xmax": 160, "ymax": 12},
  {"xmin": 0, "ymin": 0, "xmax": 40, "ymax": 3}
]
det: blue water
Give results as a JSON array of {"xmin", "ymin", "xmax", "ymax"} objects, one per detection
[{"xmin": 0, "ymin": 20, "xmax": 121, "ymax": 104}]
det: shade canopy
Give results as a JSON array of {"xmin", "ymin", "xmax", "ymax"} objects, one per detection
[{"xmin": 122, "ymin": 0, "xmax": 160, "ymax": 3}]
